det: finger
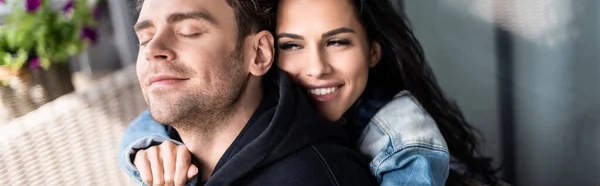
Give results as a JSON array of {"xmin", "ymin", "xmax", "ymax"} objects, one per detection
[
  {"xmin": 134, "ymin": 150, "xmax": 153, "ymax": 185},
  {"xmin": 160, "ymin": 142, "xmax": 177, "ymax": 186},
  {"xmin": 187, "ymin": 164, "xmax": 198, "ymax": 179},
  {"xmin": 174, "ymin": 146, "xmax": 193, "ymax": 186},
  {"xmin": 146, "ymin": 147, "xmax": 165, "ymax": 185}
]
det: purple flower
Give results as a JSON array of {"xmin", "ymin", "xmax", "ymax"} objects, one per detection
[
  {"xmin": 29, "ymin": 57, "xmax": 40, "ymax": 69},
  {"xmin": 63, "ymin": 0, "xmax": 73, "ymax": 13},
  {"xmin": 93, "ymin": 6, "xmax": 102, "ymax": 19},
  {"xmin": 26, "ymin": 0, "xmax": 42, "ymax": 12},
  {"xmin": 0, "ymin": 0, "xmax": 5, "ymax": 4},
  {"xmin": 81, "ymin": 26, "xmax": 98, "ymax": 44}
]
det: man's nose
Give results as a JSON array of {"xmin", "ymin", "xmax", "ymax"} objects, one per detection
[{"xmin": 144, "ymin": 34, "xmax": 175, "ymax": 62}]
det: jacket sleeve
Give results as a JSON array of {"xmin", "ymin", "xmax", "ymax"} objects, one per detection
[
  {"xmin": 376, "ymin": 146, "xmax": 449, "ymax": 186},
  {"xmin": 117, "ymin": 110, "xmax": 182, "ymax": 185},
  {"xmin": 358, "ymin": 91, "xmax": 450, "ymax": 186}
]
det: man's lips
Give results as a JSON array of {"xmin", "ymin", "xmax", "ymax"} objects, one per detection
[{"xmin": 148, "ymin": 75, "xmax": 189, "ymax": 86}]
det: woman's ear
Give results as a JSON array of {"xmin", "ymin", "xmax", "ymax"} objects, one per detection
[
  {"xmin": 248, "ymin": 30, "xmax": 275, "ymax": 76},
  {"xmin": 369, "ymin": 42, "xmax": 382, "ymax": 67}
]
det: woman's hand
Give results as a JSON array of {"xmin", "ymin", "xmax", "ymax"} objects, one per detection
[{"xmin": 134, "ymin": 141, "xmax": 198, "ymax": 186}]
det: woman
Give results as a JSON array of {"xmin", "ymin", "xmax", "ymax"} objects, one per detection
[{"xmin": 119, "ymin": 0, "xmax": 499, "ymax": 185}]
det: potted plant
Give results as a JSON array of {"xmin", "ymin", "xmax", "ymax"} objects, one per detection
[{"xmin": 0, "ymin": 0, "xmax": 99, "ymax": 123}]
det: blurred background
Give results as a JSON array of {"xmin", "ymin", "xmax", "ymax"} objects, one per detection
[
  {"xmin": 0, "ymin": 0, "xmax": 598, "ymax": 185},
  {"xmin": 402, "ymin": 1, "xmax": 600, "ymax": 185}
]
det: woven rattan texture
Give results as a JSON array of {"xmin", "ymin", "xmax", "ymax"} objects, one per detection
[{"xmin": 0, "ymin": 65, "xmax": 145, "ymax": 186}]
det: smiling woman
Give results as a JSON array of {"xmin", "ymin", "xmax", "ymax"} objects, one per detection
[
  {"xmin": 276, "ymin": 0, "xmax": 500, "ymax": 185},
  {"xmin": 275, "ymin": 0, "xmax": 378, "ymax": 121}
]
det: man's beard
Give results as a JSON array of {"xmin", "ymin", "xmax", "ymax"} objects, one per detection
[{"xmin": 145, "ymin": 50, "xmax": 247, "ymax": 132}]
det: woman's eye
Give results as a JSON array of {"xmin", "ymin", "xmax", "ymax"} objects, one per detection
[
  {"xmin": 278, "ymin": 43, "xmax": 303, "ymax": 50},
  {"xmin": 327, "ymin": 39, "xmax": 351, "ymax": 47}
]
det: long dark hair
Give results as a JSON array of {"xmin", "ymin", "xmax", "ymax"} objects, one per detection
[{"xmin": 346, "ymin": 0, "xmax": 500, "ymax": 185}]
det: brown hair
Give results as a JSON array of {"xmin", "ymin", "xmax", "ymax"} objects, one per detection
[{"xmin": 136, "ymin": 0, "xmax": 276, "ymax": 46}]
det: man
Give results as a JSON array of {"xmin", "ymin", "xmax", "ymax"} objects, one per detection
[{"xmin": 120, "ymin": 0, "xmax": 376, "ymax": 185}]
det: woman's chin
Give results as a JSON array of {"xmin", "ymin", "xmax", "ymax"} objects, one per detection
[{"xmin": 314, "ymin": 106, "xmax": 344, "ymax": 122}]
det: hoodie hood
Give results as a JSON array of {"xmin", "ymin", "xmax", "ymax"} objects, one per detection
[{"xmin": 204, "ymin": 68, "xmax": 349, "ymax": 185}]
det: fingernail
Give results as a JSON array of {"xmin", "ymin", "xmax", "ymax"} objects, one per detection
[{"xmin": 191, "ymin": 166, "xmax": 198, "ymax": 175}]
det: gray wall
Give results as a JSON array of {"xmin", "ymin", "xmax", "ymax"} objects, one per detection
[
  {"xmin": 404, "ymin": 0, "xmax": 502, "ymax": 167},
  {"xmin": 405, "ymin": 0, "xmax": 600, "ymax": 185}
]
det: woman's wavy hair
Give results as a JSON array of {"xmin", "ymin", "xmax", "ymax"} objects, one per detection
[{"xmin": 345, "ymin": 0, "xmax": 500, "ymax": 185}]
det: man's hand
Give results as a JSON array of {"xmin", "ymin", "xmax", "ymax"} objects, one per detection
[{"xmin": 134, "ymin": 141, "xmax": 198, "ymax": 186}]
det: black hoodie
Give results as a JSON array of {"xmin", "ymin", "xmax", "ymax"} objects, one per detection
[{"xmin": 168, "ymin": 69, "xmax": 376, "ymax": 186}]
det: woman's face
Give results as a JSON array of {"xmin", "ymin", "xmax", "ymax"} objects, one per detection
[{"xmin": 276, "ymin": 0, "xmax": 381, "ymax": 121}]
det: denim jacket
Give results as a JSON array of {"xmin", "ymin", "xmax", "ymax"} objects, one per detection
[
  {"xmin": 118, "ymin": 91, "xmax": 449, "ymax": 186},
  {"xmin": 357, "ymin": 91, "xmax": 449, "ymax": 185}
]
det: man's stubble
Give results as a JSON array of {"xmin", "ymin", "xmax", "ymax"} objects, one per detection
[{"xmin": 146, "ymin": 50, "xmax": 248, "ymax": 134}]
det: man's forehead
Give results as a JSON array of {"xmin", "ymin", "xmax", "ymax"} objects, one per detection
[
  {"xmin": 137, "ymin": 0, "xmax": 232, "ymax": 20},
  {"xmin": 135, "ymin": 10, "xmax": 219, "ymax": 32}
]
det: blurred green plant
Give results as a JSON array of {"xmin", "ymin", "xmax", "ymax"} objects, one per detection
[{"xmin": 0, "ymin": 0, "xmax": 98, "ymax": 83}]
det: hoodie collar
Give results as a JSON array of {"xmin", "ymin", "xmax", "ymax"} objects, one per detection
[{"xmin": 202, "ymin": 69, "xmax": 349, "ymax": 186}]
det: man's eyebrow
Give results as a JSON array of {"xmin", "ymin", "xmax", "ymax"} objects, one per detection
[
  {"xmin": 167, "ymin": 10, "xmax": 218, "ymax": 25},
  {"xmin": 322, "ymin": 27, "xmax": 356, "ymax": 38},
  {"xmin": 276, "ymin": 33, "xmax": 304, "ymax": 40},
  {"xmin": 134, "ymin": 20, "xmax": 153, "ymax": 32},
  {"xmin": 133, "ymin": 11, "xmax": 217, "ymax": 32}
]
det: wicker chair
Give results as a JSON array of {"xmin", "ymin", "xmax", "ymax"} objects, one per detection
[{"xmin": 0, "ymin": 65, "xmax": 145, "ymax": 186}]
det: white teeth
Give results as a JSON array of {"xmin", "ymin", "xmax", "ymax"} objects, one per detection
[{"xmin": 308, "ymin": 87, "xmax": 338, "ymax": 96}]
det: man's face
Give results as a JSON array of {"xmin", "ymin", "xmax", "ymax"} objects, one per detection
[{"xmin": 135, "ymin": 0, "xmax": 248, "ymax": 126}]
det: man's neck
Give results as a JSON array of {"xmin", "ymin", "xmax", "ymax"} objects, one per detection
[{"xmin": 175, "ymin": 78, "xmax": 263, "ymax": 180}]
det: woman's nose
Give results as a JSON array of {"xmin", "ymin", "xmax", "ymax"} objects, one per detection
[{"xmin": 304, "ymin": 49, "xmax": 332, "ymax": 78}]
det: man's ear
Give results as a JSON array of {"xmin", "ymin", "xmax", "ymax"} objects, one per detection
[
  {"xmin": 248, "ymin": 30, "xmax": 275, "ymax": 76},
  {"xmin": 369, "ymin": 41, "xmax": 382, "ymax": 67}
]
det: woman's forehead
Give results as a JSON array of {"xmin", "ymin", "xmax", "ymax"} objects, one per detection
[{"xmin": 275, "ymin": 0, "xmax": 360, "ymax": 34}]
